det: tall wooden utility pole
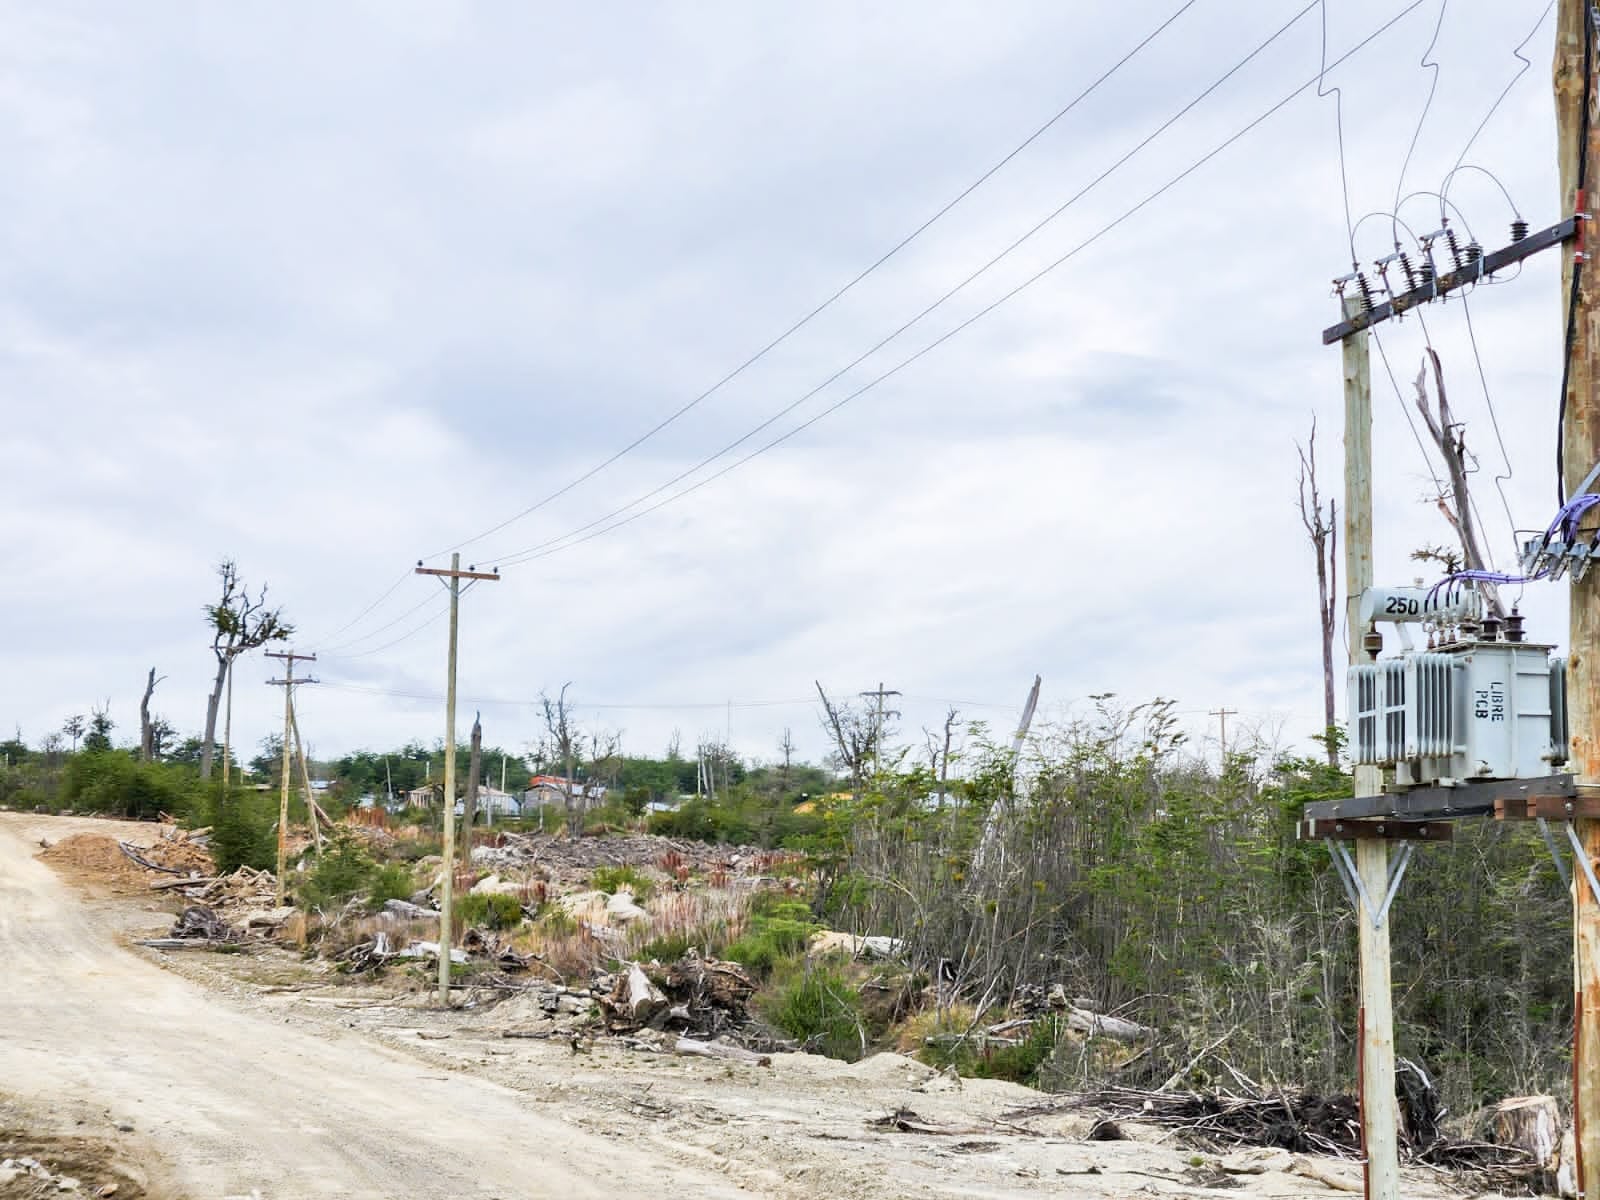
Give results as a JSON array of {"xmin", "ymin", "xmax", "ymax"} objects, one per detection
[
  {"xmin": 222, "ymin": 660, "xmax": 235, "ymax": 787},
  {"xmin": 859, "ymin": 682, "xmax": 901, "ymax": 785},
  {"xmin": 265, "ymin": 650, "xmax": 317, "ymax": 906},
  {"xmin": 1556, "ymin": 4, "xmax": 1600, "ymax": 1190},
  {"xmin": 1341, "ymin": 293, "xmax": 1399, "ymax": 1200},
  {"xmin": 415, "ymin": 554, "xmax": 500, "ymax": 1005}
]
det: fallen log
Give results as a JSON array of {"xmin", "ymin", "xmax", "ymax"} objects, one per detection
[
  {"xmin": 149, "ymin": 875, "xmax": 218, "ymax": 891},
  {"xmin": 135, "ymin": 938, "xmax": 235, "ymax": 950},
  {"xmin": 1065, "ymin": 1007, "xmax": 1150, "ymax": 1042},
  {"xmin": 117, "ymin": 841, "xmax": 185, "ymax": 876},
  {"xmin": 674, "ymin": 1037, "xmax": 772, "ymax": 1067}
]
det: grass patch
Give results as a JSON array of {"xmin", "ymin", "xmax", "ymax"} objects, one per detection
[
  {"xmin": 760, "ymin": 962, "xmax": 864, "ymax": 1061},
  {"xmin": 725, "ymin": 893, "xmax": 817, "ymax": 978},
  {"xmin": 454, "ymin": 891, "xmax": 525, "ymax": 930},
  {"xmin": 367, "ymin": 863, "xmax": 416, "ymax": 909},
  {"xmin": 590, "ymin": 865, "xmax": 654, "ymax": 899}
]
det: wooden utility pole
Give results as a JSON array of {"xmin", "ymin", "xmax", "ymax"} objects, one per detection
[
  {"xmin": 1341, "ymin": 292, "xmax": 1399, "ymax": 1200},
  {"xmin": 265, "ymin": 650, "xmax": 317, "ymax": 906},
  {"xmin": 461, "ymin": 712, "xmax": 482, "ymax": 867},
  {"xmin": 415, "ymin": 554, "xmax": 499, "ymax": 1005},
  {"xmin": 859, "ymin": 682, "xmax": 902, "ymax": 785},
  {"xmin": 1209, "ymin": 707, "xmax": 1238, "ymax": 761},
  {"xmin": 1556, "ymin": 4, "xmax": 1600, "ymax": 1190},
  {"xmin": 288, "ymin": 696, "xmax": 323, "ymax": 855}
]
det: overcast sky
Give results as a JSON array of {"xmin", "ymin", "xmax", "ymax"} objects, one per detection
[{"xmin": 0, "ymin": 0, "xmax": 1572, "ymax": 774}]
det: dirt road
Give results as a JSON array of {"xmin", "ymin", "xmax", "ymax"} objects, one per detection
[{"xmin": 0, "ymin": 814, "xmax": 753, "ymax": 1199}]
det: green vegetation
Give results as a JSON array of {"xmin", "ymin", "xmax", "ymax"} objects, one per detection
[
  {"xmin": 367, "ymin": 863, "xmax": 416, "ymax": 909},
  {"xmin": 61, "ymin": 752, "xmax": 205, "ymax": 821},
  {"xmin": 208, "ymin": 788, "xmax": 277, "ymax": 873},
  {"xmin": 296, "ymin": 829, "xmax": 376, "ymax": 911},
  {"xmin": 760, "ymin": 963, "xmax": 864, "ymax": 1062},
  {"xmin": 589, "ymin": 865, "xmax": 653, "ymax": 899},
  {"xmin": 454, "ymin": 891, "xmax": 525, "ymax": 930},
  {"xmin": 725, "ymin": 893, "xmax": 817, "ymax": 978}
]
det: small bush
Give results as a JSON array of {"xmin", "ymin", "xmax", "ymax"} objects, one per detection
[
  {"xmin": 726, "ymin": 891, "xmax": 818, "ymax": 977},
  {"xmin": 455, "ymin": 891, "xmax": 525, "ymax": 930},
  {"xmin": 638, "ymin": 932, "xmax": 693, "ymax": 962},
  {"xmin": 298, "ymin": 830, "xmax": 375, "ymax": 911},
  {"xmin": 761, "ymin": 963, "xmax": 865, "ymax": 1061},
  {"xmin": 209, "ymin": 789, "xmax": 276, "ymax": 873},
  {"xmin": 590, "ymin": 865, "xmax": 653, "ymax": 900},
  {"xmin": 367, "ymin": 863, "xmax": 415, "ymax": 909}
]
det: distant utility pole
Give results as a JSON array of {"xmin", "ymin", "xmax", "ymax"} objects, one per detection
[
  {"xmin": 415, "ymin": 554, "xmax": 500, "ymax": 1007},
  {"xmin": 222, "ymin": 660, "xmax": 235, "ymax": 787},
  {"xmin": 1556, "ymin": 3, "xmax": 1600, "ymax": 1187},
  {"xmin": 288, "ymin": 693, "xmax": 323, "ymax": 856},
  {"xmin": 859, "ymin": 682, "xmax": 902, "ymax": 784},
  {"xmin": 1208, "ymin": 707, "xmax": 1238, "ymax": 762},
  {"xmin": 265, "ymin": 650, "xmax": 317, "ymax": 906}
]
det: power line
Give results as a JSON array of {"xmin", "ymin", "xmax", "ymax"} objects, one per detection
[
  {"xmin": 420, "ymin": 0, "xmax": 1202, "ymax": 565},
  {"xmin": 1391, "ymin": 0, "xmax": 1449, "ymax": 247},
  {"xmin": 318, "ymin": 597, "xmax": 451, "ymax": 661},
  {"xmin": 1441, "ymin": 0, "xmax": 1555, "ymax": 217},
  {"xmin": 488, "ymin": 0, "xmax": 1426, "ymax": 572}
]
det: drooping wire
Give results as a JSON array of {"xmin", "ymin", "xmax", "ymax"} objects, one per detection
[
  {"xmin": 419, "ymin": 0, "xmax": 1203, "ymax": 565},
  {"xmin": 298, "ymin": 567, "xmax": 412, "ymax": 649},
  {"xmin": 1319, "ymin": 0, "xmax": 1360, "ymax": 267},
  {"xmin": 317, "ymin": 596, "xmax": 452, "ymax": 661},
  {"xmin": 488, "ymin": 3, "xmax": 1428, "ymax": 572},
  {"xmin": 476, "ymin": 0, "xmax": 1329, "ymax": 570},
  {"xmin": 1441, "ymin": 0, "xmax": 1555, "ymax": 220},
  {"xmin": 1392, "ymin": 0, "xmax": 1450, "ymax": 250}
]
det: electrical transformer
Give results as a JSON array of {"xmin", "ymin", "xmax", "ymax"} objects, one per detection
[{"xmin": 1347, "ymin": 586, "xmax": 1568, "ymax": 788}]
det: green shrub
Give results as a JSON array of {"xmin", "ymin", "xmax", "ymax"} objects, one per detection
[
  {"xmin": 638, "ymin": 932, "xmax": 693, "ymax": 962},
  {"xmin": 726, "ymin": 892, "xmax": 818, "ymax": 977},
  {"xmin": 761, "ymin": 963, "xmax": 864, "ymax": 1061},
  {"xmin": 388, "ymin": 836, "xmax": 442, "ymax": 863},
  {"xmin": 538, "ymin": 907, "xmax": 578, "ymax": 937},
  {"xmin": 367, "ymin": 863, "xmax": 416, "ymax": 909},
  {"xmin": 297, "ymin": 830, "xmax": 375, "ymax": 911},
  {"xmin": 62, "ymin": 752, "xmax": 204, "ymax": 821},
  {"xmin": 455, "ymin": 891, "xmax": 525, "ymax": 930},
  {"xmin": 209, "ymin": 789, "xmax": 276, "ymax": 873},
  {"xmin": 590, "ymin": 865, "xmax": 653, "ymax": 900},
  {"xmin": 924, "ymin": 1015, "xmax": 1065, "ymax": 1086}
]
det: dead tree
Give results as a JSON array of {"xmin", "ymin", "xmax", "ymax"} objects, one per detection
[
  {"xmin": 138, "ymin": 667, "xmax": 167, "ymax": 763},
  {"xmin": 815, "ymin": 682, "xmax": 875, "ymax": 799},
  {"xmin": 1414, "ymin": 350, "xmax": 1506, "ymax": 619},
  {"xmin": 461, "ymin": 712, "xmax": 482, "ymax": 863},
  {"xmin": 923, "ymin": 707, "xmax": 960, "ymax": 810},
  {"xmin": 970, "ymin": 675, "xmax": 1042, "ymax": 884},
  {"xmin": 200, "ymin": 560, "xmax": 292, "ymax": 780},
  {"xmin": 540, "ymin": 684, "xmax": 579, "ymax": 835},
  {"xmin": 1296, "ymin": 419, "xmax": 1339, "ymax": 764}
]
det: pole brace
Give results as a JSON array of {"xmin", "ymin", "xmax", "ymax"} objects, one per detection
[{"xmin": 1325, "ymin": 839, "xmax": 1414, "ymax": 930}]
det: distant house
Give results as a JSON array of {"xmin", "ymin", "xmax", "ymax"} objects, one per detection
[
  {"xmin": 475, "ymin": 785, "xmax": 521, "ymax": 819},
  {"xmin": 521, "ymin": 774, "xmax": 607, "ymax": 813},
  {"xmin": 403, "ymin": 785, "xmax": 437, "ymax": 809}
]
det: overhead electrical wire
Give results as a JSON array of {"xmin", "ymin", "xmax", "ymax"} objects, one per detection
[
  {"xmin": 482, "ymin": 0, "xmax": 1327, "ymax": 565},
  {"xmin": 1441, "ymin": 0, "xmax": 1555, "ymax": 220},
  {"xmin": 310, "ymin": 0, "xmax": 1426, "ymax": 666},
  {"xmin": 418, "ymin": 0, "xmax": 1203, "ymax": 566},
  {"xmin": 483, "ymin": 0, "xmax": 1427, "ymax": 576},
  {"xmin": 1392, "ymin": 0, "xmax": 1449, "ymax": 248}
]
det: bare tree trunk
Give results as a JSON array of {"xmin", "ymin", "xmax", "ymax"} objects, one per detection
[
  {"xmin": 138, "ymin": 667, "xmax": 162, "ymax": 763},
  {"xmin": 1415, "ymin": 349, "xmax": 1506, "ymax": 619},
  {"xmin": 462, "ymin": 713, "xmax": 482, "ymax": 865},
  {"xmin": 200, "ymin": 657, "xmax": 228, "ymax": 780},
  {"xmin": 1297, "ymin": 419, "xmax": 1340, "ymax": 765}
]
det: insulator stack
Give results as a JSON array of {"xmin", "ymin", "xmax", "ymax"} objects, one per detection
[
  {"xmin": 1418, "ymin": 260, "xmax": 1435, "ymax": 287},
  {"xmin": 1511, "ymin": 218, "xmax": 1529, "ymax": 242},
  {"xmin": 1399, "ymin": 252, "xmax": 1418, "ymax": 291},
  {"xmin": 1445, "ymin": 227, "xmax": 1464, "ymax": 270},
  {"xmin": 1465, "ymin": 241, "xmax": 1483, "ymax": 266},
  {"xmin": 1356, "ymin": 272, "xmax": 1376, "ymax": 313}
]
